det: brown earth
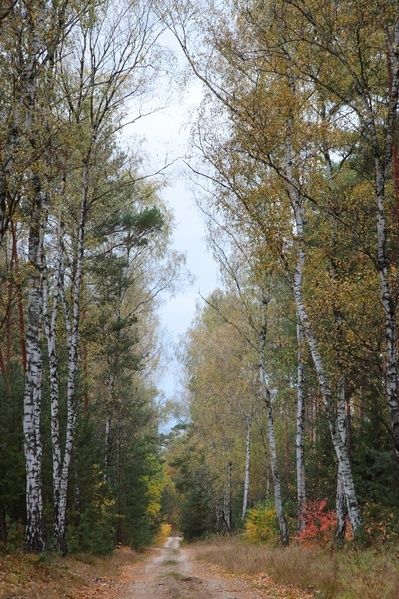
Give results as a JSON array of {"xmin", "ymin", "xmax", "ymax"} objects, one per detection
[
  {"xmin": 0, "ymin": 537, "xmax": 310, "ymax": 599},
  {"xmin": 123, "ymin": 536, "xmax": 310, "ymax": 599}
]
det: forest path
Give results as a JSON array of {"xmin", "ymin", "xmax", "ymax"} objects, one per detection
[{"xmin": 124, "ymin": 536, "xmax": 303, "ymax": 599}]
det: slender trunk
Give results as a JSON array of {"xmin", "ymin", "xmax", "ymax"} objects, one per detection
[
  {"xmin": 11, "ymin": 221, "xmax": 27, "ymax": 372},
  {"xmin": 57, "ymin": 190, "xmax": 88, "ymax": 553},
  {"xmin": 242, "ymin": 415, "xmax": 251, "ymax": 519},
  {"xmin": 42, "ymin": 222, "xmax": 64, "ymax": 550},
  {"xmin": 223, "ymin": 461, "xmax": 232, "ymax": 532},
  {"xmin": 6, "ymin": 238, "xmax": 12, "ymax": 369},
  {"xmin": 370, "ymin": 22, "xmax": 399, "ymax": 460},
  {"xmin": 105, "ymin": 373, "xmax": 115, "ymax": 482},
  {"xmin": 105, "ymin": 414, "xmax": 112, "ymax": 482},
  {"xmin": 375, "ymin": 159, "xmax": 399, "ymax": 461},
  {"xmin": 0, "ymin": 0, "xmax": 47, "ymax": 242},
  {"xmin": 0, "ymin": 104, "xmax": 22, "ymax": 243},
  {"xmin": 259, "ymin": 289, "xmax": 289, "ymax": 545},
  {"xmin": 23, "ymin": 177, "xmax": 45, "ymax": 552},
  {"xmin": 296, "ymin": 321, "xmax": 306, "ymax": 532},
  {"xmin": 346, "ymin": 398, "xmax": 352, "ymax": 459},
  {"xmin": 285, "ymin": 122, "xmax": 361, "ymax": 535},
  {"xmin": 216, "ymin": 504, "xmax": 224, "ymax": 532},
  {"xmin": 82, "ymin": 342, "xmax": 89, "ymax": 412},
  {"xmin": 336, "ymin": 378, "xmax": 347, "ymax": 540},
  {"xmin": 292, "ymin": 212, "xmax": 361, "ymax": 532}
]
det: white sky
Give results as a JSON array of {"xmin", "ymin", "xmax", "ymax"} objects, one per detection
[{"xmin": 124, "ymin": 31, "xmax": 219, "ymax": 401}]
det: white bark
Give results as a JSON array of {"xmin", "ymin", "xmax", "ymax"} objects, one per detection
[
  {"xmin": 296, "ymin": 321, "xmax": 306, "ymax": 532},
  {"xmin": 105, "ymin": 414, "xmax": 112, "ymax": 483},
  {"xmin": 284, "ymin": 120, "xmax": 361, "ymax": 534},
  {"xmin": 0, "ymin": 1, "xmax": 45, "ymax": 241},
  {"xmin": 42, "ymin": 220, "xmax": 64, "ymax": 547},
  {"xmin": 336, "ymin": 378, "xmax": 347, "ymax": 540},
  {"xmin": 223, "ymin": 461, "xmax": 233, "ymax": 532},
  {"xmin": 56, "ymin": 193, "xmax": 88, "ymax": 552},
  {"xmin": 23, "ymin": 179, "xmax": 45, "ymax": 552},
  {"xmin": 259, "ymin": 290, "xmax": 289, "ymax": 545},
  {"xmin": 241, "ymin": 415, "xmax": 251, "ymax": 519},
  {"xmin": 375, "ymin": 159, "xmax": 399, "ymax": 460},
  {"xmin": 358, "ymin": 18, "xmax": 399, "ymax": 461}
]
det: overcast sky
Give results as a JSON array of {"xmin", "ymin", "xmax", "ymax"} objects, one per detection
[{"xmin": 125, "ymin": 32, "xmax": 219, "ymax": 402}]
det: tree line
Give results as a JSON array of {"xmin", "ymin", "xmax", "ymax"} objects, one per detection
[
  {"xmin": 163, "ymin": 0, "xmax": 399, "ymax": 545},
  {"xmin": 0, "ymin": 0, "xmax": 179, "ymax": 554}
]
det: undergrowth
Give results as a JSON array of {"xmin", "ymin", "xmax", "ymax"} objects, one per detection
[
  {"xmin": 0, "ymin": 546, "xmax": 139, "ymax": 599},
  {"xmin": 194, "ymin": 536, "xmax": 399, "ymax": 599}
]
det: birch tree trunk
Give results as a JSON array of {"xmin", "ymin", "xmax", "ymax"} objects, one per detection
[
  {"xmin": 336, "ymin": 378, "xmax": 347, "ymax": 540},
  {"xmin": 23, "ymin": 177, "xmax": 45, "ymax": 552},
  {"xmin": 259, "ymin": 289, "xmax": 289, "ymax": 545},
  {"xmin": 42, "ymin": 221, "xmax": 64, "ymax": 549},
  {"xmin": 375, "ymin": 159, "xmax": 399, "ymax": 461},
  {"xmin": 56, "ymin": 193, "xmax": 88, "ymax": 553},
  {"xmin": 0, "ymin": 0, "xmax": 70, "ymax": 241},
  {"xmin": 296, "ymin": 321, "xmax": 306, "ymax": 532},
  {"xmin": 241, "ymin": 414, "xmax": 252, "ymax": 519},
  {"xmin": 291, "ymin": 198, "xmax": 361, "ymax": 533},
  {"xmin": 0, "ymin": 0, "xmax": 48, "ymax": 242},
  {"xmin": 223, "ymin": 460, "xmax": 233, "ymax": 532},
  {"xmin": 284, "ymin": 121, "xmax": 361, "ymax": 535},
  {"xmin": 105, "ymin": 414, "xmax": 112, "ymax": 483},
  {"xmin": 10, "ymin": 221, "xmax": 27, "ymax": 372},
  {"xmin": 365, "ymin": 19, "xmax": 399, "ymax": 461}
]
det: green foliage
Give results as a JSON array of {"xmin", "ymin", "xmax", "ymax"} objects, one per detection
[
  {"xmin": 115, "ymin": 435, "xmax": 165, "ymax": 549},
  {"xmin": 67, "ymin": 467, "xmax": 116, "ymax": 555},
  {"xmin": 167, "ymin": 429, "xmax": 215, "ymax": 540},
  {"xmin": 362, "ymin": 502, "xmax": 399, "ymax": 545},
  {"xmin": 0, "ymin": 364, "xmax": 25, "ymax": 534}
]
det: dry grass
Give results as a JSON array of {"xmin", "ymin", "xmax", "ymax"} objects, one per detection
[
  {"xmin": 0, "ymin": 546, "xmax": 140, "ymax": 599},
  {"xmin": 192, "ymin": 536, "xmax": 399, "ymax": 599}
]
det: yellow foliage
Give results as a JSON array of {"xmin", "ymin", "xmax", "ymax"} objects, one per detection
[
  {"xmin": 155, "ymin": 522, "xmax": 173, "ymax": 545},
  {"xmin": 145, "ymin": 476, "xmax": 165, "ymax": 521},
  {"xmin": 244, "ymin": 504, "xmax": 278, "ymax": 543}
]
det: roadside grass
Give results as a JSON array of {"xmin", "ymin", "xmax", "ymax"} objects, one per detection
[
  {"xmin": 0, "ymin": 545, "xmax": 139, "ymax": 599},
  {"xmin": 193, "ymin": 536, "xmax": 399, "ymax": 599}
]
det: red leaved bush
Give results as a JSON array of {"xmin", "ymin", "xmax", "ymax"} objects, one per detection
[{"xmin": 299, "ymin": 499, "xmax": 337, "ymax": 545}]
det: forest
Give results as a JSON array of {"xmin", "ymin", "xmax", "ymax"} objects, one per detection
[
  {"xmin": 166, "ymin": 0, "xmax": 399, "ymax": 548},
  {"xmin": 0, "ymin": 0, "xmax": 182, "ymax": 555},
  {"xmin": 1, "ymin": 0, "xmax": 399, "ymax": 597}
]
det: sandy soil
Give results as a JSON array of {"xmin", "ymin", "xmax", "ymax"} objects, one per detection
[{"xmin": 124, "ymin": 536, "xmax": 284, "ymax": 599}]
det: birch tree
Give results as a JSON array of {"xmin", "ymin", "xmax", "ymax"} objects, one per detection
[
  {"xmin": 0, "ymin": 0, "xmax": 73, "ymax": 243},
  {"xmin": 40, "ymin": 0, "xmax": 165, "ymax": 551},
  {"xmin": 279, "ymin": 0, "xmax": 399, "ymax": 462},
  {"xmin": 165, "ymin": 0, "xmax": 364, "ymax": 535},
  {"xmin": 20, "ymin": 0, "xmax": 75, "ymax": 552}
]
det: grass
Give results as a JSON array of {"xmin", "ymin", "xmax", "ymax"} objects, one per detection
[
  {"xmin": 167, "ymin": 571, "xmax": 184, "ymax": 579},
  {"xmin": 0, "ymin": 545, "xmax": 139, "ymax": 599},
  {"xmin": 192, "ymin": 536, "xmax": 399, "ymax": 599}
]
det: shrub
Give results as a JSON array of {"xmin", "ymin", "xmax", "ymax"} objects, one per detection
[
  {"xmin": 362, "ymin": 502, "xmax": 399, "ymax": 544},
  {"xmin": 298, "ymin": 499, "xmax": 337, "ymax": 545},
  {"xmin": 155, "ymin": 522, "xmax": 173, "ymax": 545},
  {"xmin": 244, "ymin": 502, "xmax": 278, "ymax": 543}
]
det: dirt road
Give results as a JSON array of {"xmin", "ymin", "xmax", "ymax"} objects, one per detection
[{"xmin": 125, "ymin": 536, "xmax": 297, "ymax": 599}]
